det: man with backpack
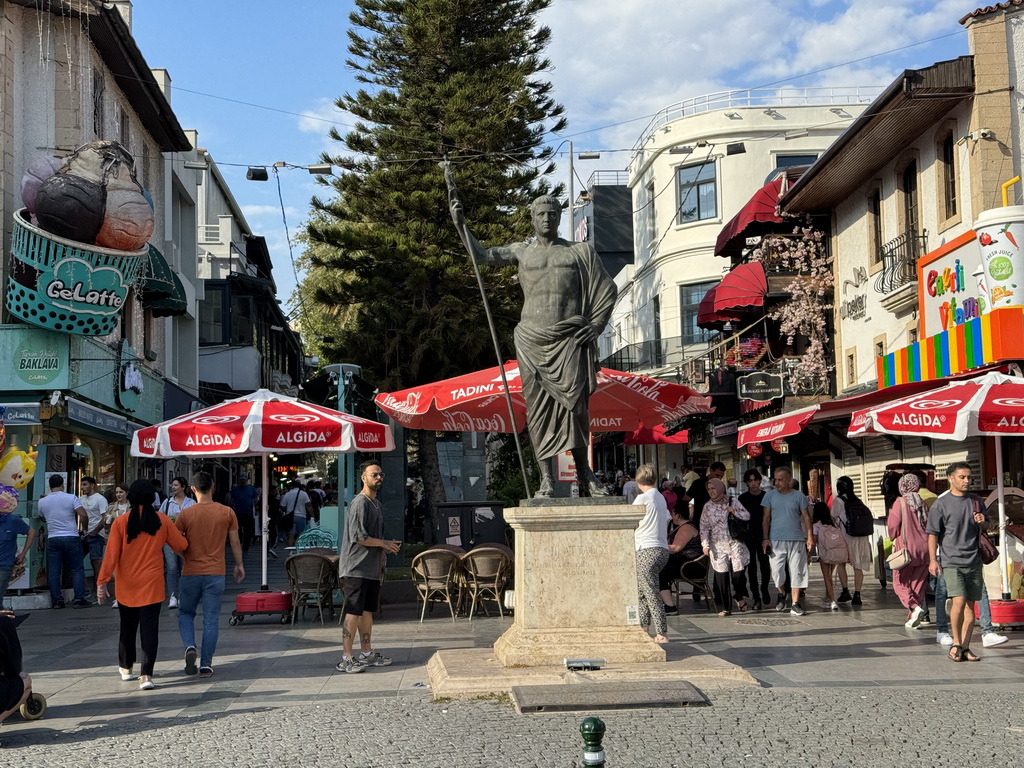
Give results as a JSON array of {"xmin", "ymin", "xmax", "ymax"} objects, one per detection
[{"xmin": 833, "ymin": 476, "xmax": 874, "ymax": 605}]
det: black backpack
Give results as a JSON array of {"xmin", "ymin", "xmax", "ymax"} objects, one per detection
[{"xmin": 842, "ymin": 496, "xmax": 874, "ymax": 537}]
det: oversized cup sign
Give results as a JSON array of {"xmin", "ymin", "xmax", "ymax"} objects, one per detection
[
  {"xmin": 974, "ymin": 206, "xmax": 1024, "ymax": 311},
  {"xmin": 747, "ymin": 443, "xmax": 763, "ymax": 457}
]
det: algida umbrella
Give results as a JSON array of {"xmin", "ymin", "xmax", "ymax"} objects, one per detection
[
  {"xmin": 131, "ymin": 389, "xmax": 395, "ymax": 589},
  {"xmin": 374, "ymin": 361, "xmax": 714, "ymax": 433},
  {"xmin": 849, "ymin": 370, "xmax": 1024, "ymax": 598}
]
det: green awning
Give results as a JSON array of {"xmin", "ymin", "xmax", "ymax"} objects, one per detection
[{"xmin": 140, "ymin": 245, "xmax": 187, "ymax": 317}]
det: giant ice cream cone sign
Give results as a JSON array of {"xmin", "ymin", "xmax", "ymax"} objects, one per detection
[{"xmin": 974, "ymin": 204, "xmax": 1024, "ymax": 311}]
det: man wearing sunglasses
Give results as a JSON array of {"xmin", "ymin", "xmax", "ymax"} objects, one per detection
[{"xmin": 336, "ymin": 462, "xmax": 401, "ymax": 674}]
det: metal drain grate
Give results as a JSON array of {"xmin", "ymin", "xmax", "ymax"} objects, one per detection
[
  {"xmin": 61, "ymin": 624, "xmax": 121, "ymax": 633},
  {"xmin": 735, "ymin": 618, "xmax": 801, "ymax": 626}
]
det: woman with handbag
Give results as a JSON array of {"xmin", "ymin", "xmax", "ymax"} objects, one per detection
[
  {"xmin": 887, "ymin": 473, "xmax": 931, "ymax": 628},
  {"xmin": 700, "ymin": 478, "xmax": 751, "ymax": 615}
]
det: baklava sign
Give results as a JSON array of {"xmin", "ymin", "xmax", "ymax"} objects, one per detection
[{"xmin": 13, "ymin": 335, "xmax": 66, "ymax": 387}]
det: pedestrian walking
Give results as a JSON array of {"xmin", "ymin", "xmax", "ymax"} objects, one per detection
[
  {"xmin": 632, "ymin": 464, "xmax": 670, "ymax": 642},
  {"xmin": 811, "ymin": 501, "xmax": 846, "ymax": 610},
  {"xmin": 159, "ymin": 476, "xmax": 196, "ymax": 609},
  {"xmin": 38, "ymin": 475, "xmax": 89, "ymax": 609},
  {"xmin": 700, "ymin": 478, "xmax": 751, "ymax": 615},
  {"xmin": 175, "ymin": 471, "xmax": 245, "ymax": 678},
  {"xmin": 227, "ymin": 474, "xmax": 257, "ymax": 555},
  {"xmin": 0, "ymin": 486, "xmax": 34, "ymax": 605},
  {"xmin": 336, "ymin": 462, "xmax": 401, "ymax": 673},
  {"xmin": 97, "ymin": 480, "xmax": 188, "ymax": 689},
  {"xmin": 761, "ymin": 466, "xmax": 812, "ymax": 616},
  {"xmin": 738, "ymin": 469, "xmax": 771, "ymax": 609},
  {"xmin": 280, "ymin": 481, "xmax": 313, "ymax": 548},
  {"xmin": 105, "ymin": 483, "xmax": 131, "ymax": 608},
  {"xmin": 888, "ymin": 473, "xmax": 931, "ymax": 628},
  {"xmin": 927, "ymin": 462, "xmax": 986, "ymax": 662},
  {"xmin": 832, "ymin": 476, "xmax": 873, "ymax": 606},
  {"xmin": 79, "ymin": 476, "xmax": 108, "ymax": 597}
]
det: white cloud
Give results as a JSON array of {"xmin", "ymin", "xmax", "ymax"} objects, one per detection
[{"xmin": 297, "ymin": 97, "xmax": 350, "ymax": 134}]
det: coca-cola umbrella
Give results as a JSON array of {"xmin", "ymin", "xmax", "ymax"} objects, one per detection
[
  {"xmin": 131, "ymin": 389, "xmax": 395, "ymax": 589},
  {"xmin": 848, "ymin": 370, "xmax": 1024, "ymax": 598},
  {"xmin": 374, "ymin": 361, "xmax": 714, "ymax": 433}
]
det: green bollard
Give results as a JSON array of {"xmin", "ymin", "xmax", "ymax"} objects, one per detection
[{"xmin": 580, "ymin": 717, "xmax": 606, "ymax": 767}]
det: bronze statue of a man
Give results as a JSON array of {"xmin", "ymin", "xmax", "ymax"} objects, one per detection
[{"xmin": 449, "ymin": 192, "xmax": 616, "ymax": 497}]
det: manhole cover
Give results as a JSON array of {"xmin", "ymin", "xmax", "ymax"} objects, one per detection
[
  {"xmin": 61, "ymin": 624, "xmax": 120, "ymax": 633},
  {"xmin": 735, "ymin": 618, "xmax": 800, "ymax": 626}
]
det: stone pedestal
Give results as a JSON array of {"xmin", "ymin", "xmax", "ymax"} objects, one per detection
[{"xmin": 493, "ymin": 500, "xmax": 666, "ymax": 667}]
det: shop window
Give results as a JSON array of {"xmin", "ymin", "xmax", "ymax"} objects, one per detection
[{"xmin": 676, "ymin": 162, "xmax": 717, "ymax": 224}]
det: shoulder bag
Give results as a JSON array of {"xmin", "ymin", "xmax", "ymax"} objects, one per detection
[
  {"xmin": 885, "ymin": 499, "xmax": 910, "ymax": 571},
  {"xmin": 726, "ymin": 500, "xmax": 748, "ymax": 541},
  {"xmin": 279, "ymin": 493, "xmax": 297, "ymax": 533},
  {"xmin": 974, "ymin": 500, "xmax": 999, "ymax": 565}
]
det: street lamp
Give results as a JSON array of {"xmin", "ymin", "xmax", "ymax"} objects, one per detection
[{"xmin": 554, "ymin": 140, "xmax": 601, "ymax": 241}]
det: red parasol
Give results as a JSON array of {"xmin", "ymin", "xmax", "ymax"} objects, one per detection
[{"xmin": 374, "ymin": 361, "xmax": 714, "ymax": 433}]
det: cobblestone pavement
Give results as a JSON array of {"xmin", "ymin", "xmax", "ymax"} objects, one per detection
[{"xmin": 2, "ymin": 552, "xmax": 1022, "ymax": 767}]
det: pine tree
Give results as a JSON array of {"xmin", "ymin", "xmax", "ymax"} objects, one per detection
[{"xmin": 304, "ymin": 0, "xmax": 566, "ymax": 514}]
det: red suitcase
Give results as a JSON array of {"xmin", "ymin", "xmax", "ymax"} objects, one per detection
[{"xmin": 230, "ymin": 590, "xmax": 292, "ymax": 625}]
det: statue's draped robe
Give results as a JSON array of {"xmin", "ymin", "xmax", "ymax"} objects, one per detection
[{"xmin": 513, "ymin": 242, "xmax": 616, "ymax": 460}]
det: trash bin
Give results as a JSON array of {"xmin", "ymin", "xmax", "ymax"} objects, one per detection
[{"xmin": 434, "ymin": 502, "xmax": 506, "ymax": 549}]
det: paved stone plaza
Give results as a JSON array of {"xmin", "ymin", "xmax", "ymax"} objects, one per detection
[{"xmin": 2, "ymin": 556, "xmax": 1022, "ymax": 767}]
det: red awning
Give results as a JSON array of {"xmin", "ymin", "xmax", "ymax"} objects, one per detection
[
  {"xmin": 697, "ymin": 286, "xmax": 743, "ymax": 330},
  {"xmin": 714, "ymin": 178, "xmax": 785, "ymax": 258},
  {"xmin": 735, "ymin": 365, "xmax": 1007, "ymax": 448},
  {"xmin": 624, "ymin": 424, "xmax": 688, "ymax": 445},
  {"xmin": 714, "ymin": 261, "xmax": 768, "ymax": 313}
]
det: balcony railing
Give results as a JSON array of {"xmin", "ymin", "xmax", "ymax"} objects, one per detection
[
  {"xmin": 198, "ymin": 224, "xmax": 221, "ymax": 244},
  {"xmin": 874, "ymin": 229, "xmax": 927, "ymax": 295}
]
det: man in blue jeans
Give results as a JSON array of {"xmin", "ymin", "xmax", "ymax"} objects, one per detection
[
  {"xmin": 38, "ymin": 475, "xmax": 89, "ymax": 609},
  {"xmin": 175, "ymin": 471, "xmax": 245, "ymax": 677}
]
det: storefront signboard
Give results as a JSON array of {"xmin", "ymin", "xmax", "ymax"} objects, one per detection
[
  {"xmin": 737, "ymin": 372, "xmax": 784, "ymax": 401},
  {"xmin": 67, "ymin": 398, "xmax": 129, "ymax": 438},
  {"xmin": 0, "ymin": 326, "xmax": 69, "ymax": 389},
  {"xmin": 917, "ymin": 231, "xmax": 983, "ymax": 337},
  {"xmin": 712, "ymin": 420, "xmax": 738, "ymax": 438},
  {"xmin": 0, "ymin": 403, "xmax": 41, "ymax": 425}
]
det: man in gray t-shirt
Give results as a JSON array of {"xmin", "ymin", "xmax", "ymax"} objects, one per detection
[
  {"xmin": 926, "ymin": 461, "xmax": 986, "ymax": 661},
  {"xmin": 336, "ymin": 462, "xmax": 401, "ymax": 674}
]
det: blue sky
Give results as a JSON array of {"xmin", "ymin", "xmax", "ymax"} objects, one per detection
[{"xmin": 130, "ymin": 0, "xmax": 974, "ymax": 308}]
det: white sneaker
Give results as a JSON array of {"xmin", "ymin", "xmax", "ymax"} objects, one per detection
[
  {"xmin": 111, "ymin": 600, "xmax": 119, "ymax": 609},
  {"xmin": 905, "ymin": 605, "xmax": 925, "ymax": 628},
  {"xmin": 936, "ymin": 632, "xmax": 954, "ymax": 646},
  {"xmin": 982, "ymin": 632, "xmax": 1009, "ymax": 648},
  {"xmin": 829, "ymin": 601, "xmax": 839, "ymax": 611},
  {"xmin": 168, "ymin": 596, "xmax": 178, "ymax": 610}
]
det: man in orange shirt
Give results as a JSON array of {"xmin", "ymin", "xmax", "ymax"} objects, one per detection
[{"xmin": 175, "ymin": 471, "xmax": 245, "ymax": 677}]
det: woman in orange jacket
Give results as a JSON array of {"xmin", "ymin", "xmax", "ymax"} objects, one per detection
[{"xmin": 97, "ymin": 480, "xmax": 187, "ymax": 690}]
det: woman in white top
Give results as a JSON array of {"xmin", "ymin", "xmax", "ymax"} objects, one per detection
[
  {"xmin": 633, "ymin": 463, "xmax": 670, "ymax": 644},
  {"xmin": 160, "ymin": 477, "xmax": 196, "ymax": 609}
]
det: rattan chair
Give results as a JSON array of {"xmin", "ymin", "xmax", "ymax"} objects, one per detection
[
  {"xmin": 676, "ymin": 554, "xmax": 715, "ymax": 613},
  {"xmin": 285, "ymin": 552, "xmax": 337, "ymax": 626},
  {"xmin": 411, "ymin": 548, "xmax": 462, "ymax": 622},
  {"xmin": 461, "ymin": 546, "xmax": 512, "ymax": 619}
]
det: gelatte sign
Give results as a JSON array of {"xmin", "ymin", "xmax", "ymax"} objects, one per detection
[{"xmin": 917, "ymin": 231, "xmax": 984, "ymax": 337}]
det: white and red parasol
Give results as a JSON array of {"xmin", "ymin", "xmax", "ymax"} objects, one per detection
[
  {"xmin": 848, "ymin": 371, "xmax": 1024, "ymax": 597},
  {"xmin": 130, "ymin": 389, "xmax": 394, "ymax": 590},
  {"xmin": 374, "ymin": 360, "xmax": 714, "ymax": 433},
  {"xmin": 132, "ymin": 389, "xmax": 394, "ymax": 457}
]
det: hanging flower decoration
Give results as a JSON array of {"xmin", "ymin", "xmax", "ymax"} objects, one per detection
[{"xmin": 751, "ymin": 215, "xmax": 833, "ymax": 394}]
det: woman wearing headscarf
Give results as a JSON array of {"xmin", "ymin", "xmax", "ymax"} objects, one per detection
[
  {"xmin": 632, "ymin": 464, "xmax": 670, "ymax": 643},
  {"xmin": 97, "ymin": 480, "xmax": 188, "ymax": 690},
  {"xmin": 700, "ymin": 477, "xmax": 751, "ymax": 615},
  {"xmin": 833, "ymin": 476, "xmax": 873, "ymax": 605},
  {"xmin": 887, "ymin": 473, "xmax": 931, "ymax": 628}
]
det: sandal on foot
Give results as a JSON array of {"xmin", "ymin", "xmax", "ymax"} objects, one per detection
[
  {"xmin": 736, "ymin": 599, "xmax": 748, "ymax": 613},
  {"xmin": 948, "ymin": 644, "xmax": 963, "ymax": 662},
  {"xmin": 961, "ymin": 648, "xmax": 981, "ymax": 662},
  {"xmin": 718, "ymin": 610, "xmax": 731, "ymax": 617}
]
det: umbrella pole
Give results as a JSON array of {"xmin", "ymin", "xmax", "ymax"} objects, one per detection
[
  {"xmin": 995, "ymin": 434, "xmax": 1010, "ymax": 599},
  {"xmin": 261, "ymin": 455, "xmax": 269, "ymax": 591},
  {"xmin": 442, "ymin": 161, "xmax": 532, "ymax": 497}
]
